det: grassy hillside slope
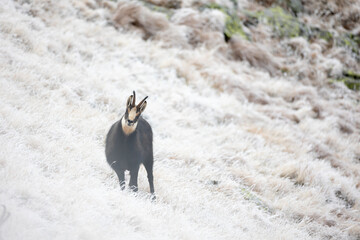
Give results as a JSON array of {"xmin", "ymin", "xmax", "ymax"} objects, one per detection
[{"xmin": 0, "ymin": 0, "xmax": 359, "ymax": 239}]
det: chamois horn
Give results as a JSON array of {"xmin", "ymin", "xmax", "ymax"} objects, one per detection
[
  {"xmin": 137, "ymin": 96, "xmax": 148, "ymax": 107},
  {"xmin": 132, "ymin": 90, "xmax": 136, "ymax": 106}
]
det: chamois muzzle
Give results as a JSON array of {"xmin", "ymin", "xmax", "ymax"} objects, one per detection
[{"xmin": 127, "ymin": 119, "xmax": 135, "ymax": 126}]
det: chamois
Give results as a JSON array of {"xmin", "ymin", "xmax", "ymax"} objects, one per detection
[{"xmin": 105, "ymin": 91, "xmax": 154, "ymax": 196}]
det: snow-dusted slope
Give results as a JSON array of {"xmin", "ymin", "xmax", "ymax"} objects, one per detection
[{"xmin": 0, "ymin": 0, "xmax": 359, "ymax": 239}]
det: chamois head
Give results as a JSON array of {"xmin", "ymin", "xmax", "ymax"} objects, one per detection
[{"xmin": 121, "ymin": 91, "xmax": 148, "ymax": 135}]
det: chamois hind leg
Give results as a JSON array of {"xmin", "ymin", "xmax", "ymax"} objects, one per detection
[
  {"xmin": 144, "ymin": 161, "xmax": 155, "ymax": 195},
  {"xmin": 129, "ymin": 166, "xmax": 139, "ymax": 192},
  {"xmin": 115, "ymin": 170, "xmax": 125, "ymax": 190}
]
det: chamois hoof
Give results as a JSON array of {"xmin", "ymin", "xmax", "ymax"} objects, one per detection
[
  {"xmin": 129, "ymin": 185, "xmax": 138, "ymax": 192},
  {"xmin": 150, "ymin": 194, "xmax": 156, "ymax": 201},
  {"xmin": 120, "ymin": 181, "xmax": 126, "ymax": 190}
]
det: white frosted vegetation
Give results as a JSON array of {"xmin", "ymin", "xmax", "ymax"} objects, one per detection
[{"xmin": 0, "ymin": 0, "xmax": 359, "ymax": 240}]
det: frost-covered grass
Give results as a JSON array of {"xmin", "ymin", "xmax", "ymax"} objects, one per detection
[{"xmin": 0, "ymin": 0, "xmax": 359, "ymax": 239}]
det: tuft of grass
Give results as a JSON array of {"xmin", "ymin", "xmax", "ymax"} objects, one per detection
[
  {"xmin": 331, "ymin": 70, "xmax": 360, "ymax": 91},
  {"xmin": 244, "ymin": 6, "xmax": 359, "ymax": 59},
  {"xmin": 260, "ymin": 7, "xmax": 303, "ymax": 38},
  {"xmin": 204, "ymin": 3, "xmax": 249, "ymax": 40},
  {"xmin": 139, "ymin": 0, "xmax": 175, "ymax": 18},
  {"xmin": 239, "ymin": 186, "xmax": 273, "ymax": 214},
  {"xmin": 335, "ymin": 34, "xmax": 360, "ymax": 60}
]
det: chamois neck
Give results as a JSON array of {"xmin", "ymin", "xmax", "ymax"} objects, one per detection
[{"xmin": 121, "ymin": 116, "xmax": 138, "ymax": 136}]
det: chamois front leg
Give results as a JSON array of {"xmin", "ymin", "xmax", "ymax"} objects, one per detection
[
  {"xmin": 115, "ymin": 170, "xmax": 125, "ymax": 190},
  {"xmin": 129, "ymin": 166, "xmax": 139, "ymax": 192}
]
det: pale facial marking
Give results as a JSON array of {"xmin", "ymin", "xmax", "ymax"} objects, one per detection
[
  {"xmin": 128, "ymin": 108, "xmax": 137, "ymax": 121},
  {"xmin": 121, "ymin": 117, "xmax": 138, "ymax": 135}
]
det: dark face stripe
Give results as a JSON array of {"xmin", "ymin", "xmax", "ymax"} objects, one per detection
[{"xmin": 125, "ymin": 107, "xmax": 141, "ymax": 125}]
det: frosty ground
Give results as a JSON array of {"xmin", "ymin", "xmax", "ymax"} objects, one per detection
[{"xmin": 0, "ymin": 0, "xmax": 359, "ymax": 239}]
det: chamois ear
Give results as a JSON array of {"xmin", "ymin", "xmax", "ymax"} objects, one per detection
[
  {"xmin": 137, "ymin": 96, "xmax": 148, "ymax": 113},
  {"xmin": 138, "ymin": 100, "xmax": 147, "ymax": 113},
  {"xmin": 126, "ymin": 95, "xmax": 133, "ymax": 108}
]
